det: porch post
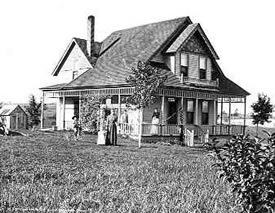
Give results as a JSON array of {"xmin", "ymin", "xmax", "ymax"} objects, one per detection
[
  {"xmin": 213, "ymin": 99, "xmax": 217, "ymax": 135},
  {"xmin": 213, "ymin": 99, "xmax": 217, "ymax": 125},
  {"xmin": 243, "ymin": 97, "xmax": 247, "ymax": 135},
  {"xmin": 229, "ymin": 98, "xmax": 232, "ymax": 134},
  {"xmin": 79, "ymin": 94, "xmax": 81, "ymax": 118},
  {"xmin": 118, "ymin": 92, "xmax": 121, "ymax": 123},
  {"xmin": 181, "ymin": 97, "xmax": 184, "ymax": 124},
  {"xmin": 62, "ymin": 94, "xmax": 65, "ymax": 130},
  {"xmin": 161, "ymin": 95, "xmax": 165, "ymax": 135},
  {"xmin": 220, "ymin": 98, "xmax": 224, "ymax": 125},
  {"xmin": 194, "ymin": 98, "xmax": 199, "ymax": 125},
  {"xmin": 40, "ymin": 91, "xmax": 45, "ymax": 129}
]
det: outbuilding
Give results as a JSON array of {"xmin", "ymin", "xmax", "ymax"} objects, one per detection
[{"xmin": 0, "ymin": 105, "xmax": 28, "ymax": 130}]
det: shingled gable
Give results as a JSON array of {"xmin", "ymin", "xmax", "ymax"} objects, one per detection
[
  {"xmin": 51, "ymin": 37, "xmax": 101, "ymax": 76},
  {"xmin": 165, "ymin": 23, "xmax": 219, "ymax": 59}
]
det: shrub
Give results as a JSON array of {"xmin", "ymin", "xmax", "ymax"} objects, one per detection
[
  {"xmin": 80, "ymin": 94, "xmax": 109, "ymax": 134},
  {"xmin": 208, "ymin": 133, "xmax": 275, "ymax": 212}
]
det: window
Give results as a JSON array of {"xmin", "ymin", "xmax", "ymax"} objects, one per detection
[
  {"xmin": 199, "ymin": 56, "xmax": 206, "ymax": 79},
  {"xmin": 170, "ymin": 55, "xmax": 175, "ymax": 73},
  {"xmin": 180, "ymin": 53, "xmax": 188, "ymax": 79},
  {"xmin": 202, "ymin": 101, "xmax": 209, "ymax": 125},
  {"xmin": 72, "ymin": 71, "xmax": 79, "ymax": 79},
  {"xmin": 111, "ymin": 95, "xmax": 118, "ymax": 104},
  {"xmin": 186, "ymin": 100, "xmax": 194, "ymax": 124}
]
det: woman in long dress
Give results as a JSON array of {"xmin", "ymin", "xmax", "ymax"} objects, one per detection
[
  {"xmin": 151, "ymin": 108, "xmax": 160, "ymax": 135},
  {"xmin": 106, "ymin": 109, "xmax": 118, "ymax": 146}
]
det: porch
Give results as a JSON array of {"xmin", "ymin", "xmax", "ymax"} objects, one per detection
[{"xmin": 41, "ymin": 87, "xmax": 248, "ymax": 139}]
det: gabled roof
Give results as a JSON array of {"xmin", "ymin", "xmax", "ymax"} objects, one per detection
[
  {"xmin": 61, "ymin": 17, "xmax": 191, "ymax": 89},
  {"xmin": 0, "ymin": 105, "xmax": 26, "ymax": 116},
  {"xmin": 42, "ymin": 16, "xmax": 249, "ymax": 97},
  {"xmin": 52, "ymin": 38, "xmax": 101, "ymax": 76},
  {"xmin": 166, "ymin": 23, "xmax": 219, "ymax": 59}
]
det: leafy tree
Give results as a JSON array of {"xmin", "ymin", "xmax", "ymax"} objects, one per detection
[
  {"xmin": 251, "ymin": 94, "xmax": 273, "ymax": 136},
  {"xmin": 126, "ymin": 61, "xmax": 167, "ymax": 147},
  {"xmin": 26, "ymin": 95, "xmax": 41, "ymax": 129},
  {"xmin": 80, "ymin": 94, "xmax": 109, "ymax": 133},
  {"xmin": 208, "ymin": 133, "xmax": 275, "ymax": 212}
]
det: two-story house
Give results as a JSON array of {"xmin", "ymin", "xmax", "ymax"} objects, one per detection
[{"xmin": 40, "ymin": 15, "xmax": 249, "ymax": 138}]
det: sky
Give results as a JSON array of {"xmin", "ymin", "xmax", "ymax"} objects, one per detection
[{"xmin": 0, "ymin": 0, "xmax": 274, "ymax": 114}]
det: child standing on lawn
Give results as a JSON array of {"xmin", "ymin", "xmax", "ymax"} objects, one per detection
[{"xmin": 72, "ymin": 115, "xmax": 81, "ymax": 140}]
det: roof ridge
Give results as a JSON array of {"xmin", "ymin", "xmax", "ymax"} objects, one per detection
[{"xmin": 111, "ymin": 17, "xmax": 189, "ymax": 34}]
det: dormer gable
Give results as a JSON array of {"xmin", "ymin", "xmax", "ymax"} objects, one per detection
[{"xmin": 166, "ymin": 23, "xmax": 219, "ymax": 60}]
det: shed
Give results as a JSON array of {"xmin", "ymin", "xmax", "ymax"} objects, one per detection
[{"xmin": 0, "ymin": 105, "xmax": 28, "ymax": 130}]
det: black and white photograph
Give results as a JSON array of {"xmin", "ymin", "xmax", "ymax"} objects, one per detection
[{"xmin": 0, "ymin": 0, "xmax": 274, "ymax": 212}]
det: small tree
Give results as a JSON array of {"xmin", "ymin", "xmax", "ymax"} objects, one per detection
[
  {"xmin": 126, "ymin": 61, "xmax": 167, "ymax": 147},
  {"xmin": 251, "ymin": 94, "xmax": 273, "ymax": 136},
  {"xmin": 80, "ymin": 94, "xmax": 109, "ymax": 133},
  {"xmin": 26, "ymin": 94, "xmax": 42, "ymax": 129}
]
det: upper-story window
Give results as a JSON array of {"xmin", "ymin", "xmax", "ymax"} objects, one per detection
[
  {"xmin": 72, "ymin": 71, "xmax": 79, "ymax": 79},
  {"xmin": 180, "ymin": 53, "xmax": 188, "ymax": 77},
  {"xmin": 170, "ymin": 55, "xmax": 175, "ymax": 73},
  {"xmin": 199, "ymin": 56, "xmax": 207, "ymax": 79}
]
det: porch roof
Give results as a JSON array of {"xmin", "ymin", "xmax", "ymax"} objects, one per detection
[{"xmin": 41, "ymin": 66, "xmax": 249, "ymax": 97}]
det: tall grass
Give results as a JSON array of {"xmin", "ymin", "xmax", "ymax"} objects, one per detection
[{"xmin": 0, "ymin": 131, "xmax": 240, "ymax": 212}]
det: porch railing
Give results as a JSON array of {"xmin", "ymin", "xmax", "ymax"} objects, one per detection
[{"xmin": 118, "ymin": 123, "xmax": 245, "ymax": 137}]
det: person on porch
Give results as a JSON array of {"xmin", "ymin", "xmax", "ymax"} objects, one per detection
[
  {"xmin": 151, "ymin": 108, "xmax": 160, "ymax": 135},
  {"xmin": 106, "ymin": 109, "xmax": 118, "ymax": 146}
]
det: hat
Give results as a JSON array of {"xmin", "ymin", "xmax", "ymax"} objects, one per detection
[{"xmin": 72, "ymin": 115, "xmax": 78, "ymax": 119}]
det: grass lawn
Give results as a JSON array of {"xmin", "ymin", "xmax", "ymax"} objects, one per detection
[{"xmin": 0, "ymin": 131, "xmax": 241, "ymax": 212}]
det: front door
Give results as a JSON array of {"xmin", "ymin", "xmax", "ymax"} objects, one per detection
[{"xmin": 167, "ymin": 98, "xmax": 177, "ymax": 124}]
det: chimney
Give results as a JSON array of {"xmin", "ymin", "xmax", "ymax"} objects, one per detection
[{"xmin": 87, "ymin": 15, "xmax": 95, "ymax": 57}]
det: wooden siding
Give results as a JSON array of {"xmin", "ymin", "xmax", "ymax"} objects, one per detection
[{"xmin": 54, "ymin": 44, "xmax": 92, "ymax": 83}]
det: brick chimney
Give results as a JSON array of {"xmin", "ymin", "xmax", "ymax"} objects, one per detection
[{"xmin": 87, "ymin": 15, "xmax": 95, "ymax": 57}]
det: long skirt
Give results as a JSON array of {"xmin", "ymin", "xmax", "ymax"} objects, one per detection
[
  {"xmin": 107, "ymin": 123, "xmax": 117, "ymax": 145},
  {"xmin": 150, "ymin": 118, "xmax": 159, "ymax": 135}
]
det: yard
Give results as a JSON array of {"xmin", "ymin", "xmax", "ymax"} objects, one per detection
[{"xmin": 0, "ymin": 131, "xmax": 242, "ymax": 212}]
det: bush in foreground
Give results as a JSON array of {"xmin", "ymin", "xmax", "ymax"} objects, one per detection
[{"xmin": 209, "ymin": 133, "xmax": 275, "ymax": 212}]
